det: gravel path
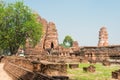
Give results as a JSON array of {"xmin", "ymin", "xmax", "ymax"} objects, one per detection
[{"xmin": 0, "ymin": 63, "xmax": 12, "ymax": 80}]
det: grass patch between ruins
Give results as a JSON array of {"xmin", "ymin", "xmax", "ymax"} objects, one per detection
[{"xmin": 67, "ymin": 63, "xmax": 120, "ymax": 80}]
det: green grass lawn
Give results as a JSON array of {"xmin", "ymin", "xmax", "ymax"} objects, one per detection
[{"xmin": 67, "ymin": 63, "xmax": 120, "ymax": 80}]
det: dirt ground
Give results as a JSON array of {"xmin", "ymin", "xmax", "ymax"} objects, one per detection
[{"xmin": 0, "ymin": 63, "xmax": 12, "ymax": 80}]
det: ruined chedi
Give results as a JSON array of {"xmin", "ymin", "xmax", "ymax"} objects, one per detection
[
  {"xmin": 36, "ymin": 13, "xmax": 58, "ymax": 50},
  {"xmin": 25, "ymin": 13, "xmax": 59, "ymax": 54},
  {"xmin": 43, "ymin": 22, "xmax": 58, "ymax": 49},
  {"xmin": 98, "ymin": 27, "xmax": 109, "ymax": 47}
]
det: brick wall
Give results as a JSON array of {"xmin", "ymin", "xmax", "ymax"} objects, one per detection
[
  {"xmin": 3, "ymin": 57, "xmax": 68, "ymax": 79},
  {"xmin": 4, "ymin": 61, "xmax": 55, "ymax": 80}
]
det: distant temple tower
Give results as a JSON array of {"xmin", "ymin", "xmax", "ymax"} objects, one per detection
[{"xmin": 98, "ymin": 27, "xmax": 109, "ymax": 47}]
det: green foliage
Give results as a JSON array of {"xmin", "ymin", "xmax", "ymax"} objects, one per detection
[
  {"xmin": 0, "ymin": 1, "xmax": 42, "ymax": 55},
  {"xmin": 0, "ymin": 48, "xmax": 3, "ymax": 55},
  {"xmin": 63, "ymin": 35, "xmax": 73, "ymax": 47}
]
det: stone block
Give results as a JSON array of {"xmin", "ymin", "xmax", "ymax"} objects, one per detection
[
  {"xmin": 40, "ymin": 62, "xmax": 67, "ymax": 76},
  {"xmin": 102, "ymin": 60, "xmax": 111, "ymax": 66},
  {"xmin": 83, "ymin": 65, "xmax": 96, "ymax": 73},
  {"xmin": 112, "ymin": 69, "xmax": 120, "ymax": 79},
  {"xmin": 52, "ymin": 76, "xmax": 69, "ymax": 80},
  {"xmin": 69, "ymin": 64, "xmax": 79, "ymax": 69}
]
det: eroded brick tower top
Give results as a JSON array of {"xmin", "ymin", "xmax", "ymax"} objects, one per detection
[{"xmin": 98, "ymin": 27, "xmax": 109, "ymax": 47}]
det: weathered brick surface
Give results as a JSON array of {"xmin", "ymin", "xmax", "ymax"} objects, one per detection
[
  {"xmin": 52, "ymin": 76, "xmax": 69, "ymax": 80},
  {"xmin": 3, "ymin": 57, "xmax": 68, "ymax": 80},
  {"xmin": 102, "ymin": 60, "xmax": 111, "ymax": 66},
  {"xmin": 98, "ymin": 27, "xmax": 108, "ymax": 47},
  {"xmin": 112, "ymin": 69, "xmax": 120, "ymax": 79},
  {"xmin": 46, "ymin": 55, "xmax": 81, "ymax": 63},
  {"xmin": 82, "ymin": 45, "xmax": 120, "ymax": 62},
  {"xmin": 83, "ymin": 65, "xmax": 96, "ymax": 73},
  {"xmin": 4, "ymin": 62, "xmax": 55, "ymax": 80},
  {"xmin": 25, "ymin": 15, "xmax": 59, "ymax": 55},
  {"xmin": 40, "ymin": 61, "xmax": 67, "ymax": 76},
  {"xmin": 69, "ymin": 64, "xmax": 79, "ymax": 69},
  {"xmin": 4, "ymin": 62, "xmax": 34, "ymax": 80},
  {"xmin": 33, "ymin": 72, "xmax": 55, "ymax": 80}
]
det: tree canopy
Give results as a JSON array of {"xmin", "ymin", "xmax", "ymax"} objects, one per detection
[
  {"xmin": 0, "ymin": 1, "xmax": 43, "ymax": 55},
  {"xmin": 63, "ymin": 35, "xmax": 73, "ymax": 48}
]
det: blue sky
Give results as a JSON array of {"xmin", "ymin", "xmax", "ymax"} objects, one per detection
[{"xmin": 6, "ymin": 0, "xmax": 120, "ymax": 46}]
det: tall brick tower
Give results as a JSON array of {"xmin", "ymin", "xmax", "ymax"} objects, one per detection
[
  {"xmin": 44, "ymin": 22, "xmax": 59, "ymax": 49},
  {"xmin": 25, "ymin": 13, "xmax": 59, "ymax": 54},
  {"xmin": 98, "ymin": 27, "xmax": 109, "ymax": 47}
]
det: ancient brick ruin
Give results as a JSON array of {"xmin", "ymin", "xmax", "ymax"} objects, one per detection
[
  {"xmin": 3, "ymin": 56, "xmax": 68, "ymax": 80},
  {"xmin": 25, "ymin": 14, "xmax": 58, "ymax": 55},
  {"xmin": 112, "ymin": 69, "xmax": 120, "ymax": 79},
  {"xmin": 102, "ymin": 60, "xmax": 111, "ymax": 66},
  {"xmin": 24, "ymin": 15, "xmax": 120, "ymax": 65},
  {"xmin": 83, "ymin": 65, "xmax": 96, "ymax": 73},
  {"xmin": 98, "ymin": 27, "xmax": 109, "ymax": 47},
  {"xmin": 3, "ymin": 13, "xmax": 120, "ymax": 80},
  {"xmin": 69, "ymin": 63, "xmax": 79, "ymax": 69},
  {"xmin": 82, "ymin": 45, "xmax": 120, "ymax": 62},
  {"xmin": 44, "ymin": 22, "xmax": 58, "ymax": 50}
]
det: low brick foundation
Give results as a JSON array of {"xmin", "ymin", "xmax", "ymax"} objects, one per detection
[
  {"xmin": 112, "ymin": 69, "xmax": 120, "ymax": 79},
  {"xmin": 102, "ymin": 60, "xmax": 111, "ymax": 66},
  {"xmin": 4, "ymin": 62, "xmax": 34, "ymax": 80},
  {"xmin": 3, "ymin": 57, "xmax": 68, "ymax": 80},
  {"xmin": 69, "ymin": 64, "xmax": 79, "ymax": 69},
  {"xmin": 83, "ymin": 65, "xmax": 96, "ymax": 73},
  {"xmin": 52, "ymin": 76, "xmax": 69, "ymax": 80},
  {"xmin": 40, "ymin": 61, "xmax": 67, "ymax": 76},
  {"xmin": 4, "ymin": 62, "xmax": 55, "ymax": 80}
]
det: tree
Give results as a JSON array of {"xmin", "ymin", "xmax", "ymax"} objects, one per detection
[
  {"xmin": 0, "ymin": 1, "xmax": 43, "ymax": 55},
  {"xmin": 63, "ymin": 35, "xmax": 73, "ymax": 47}
]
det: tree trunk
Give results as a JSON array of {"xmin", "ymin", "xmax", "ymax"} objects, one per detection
[{"xmin": 9, "ymin": 46, "xmax": 19, "ymax": 55}]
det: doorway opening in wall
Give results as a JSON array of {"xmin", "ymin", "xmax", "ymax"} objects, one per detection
[{"xmin": 51, "ymin": 42, "xmax": 54, "ymax": 49}]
